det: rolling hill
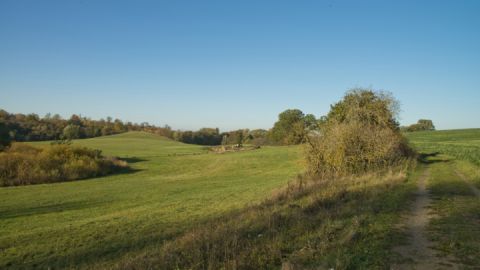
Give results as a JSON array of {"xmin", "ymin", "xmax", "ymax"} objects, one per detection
[{"xmin": 0, "ymin": 132, "xmax": 302, "ymax": 268}]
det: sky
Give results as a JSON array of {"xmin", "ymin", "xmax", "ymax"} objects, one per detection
[{"xmin": 1, "ymin": 0, "xmax": 479, "ymax": 131}]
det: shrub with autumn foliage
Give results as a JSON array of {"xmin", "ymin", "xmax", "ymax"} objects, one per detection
[{"xmin": 0, "ymin": 143, "xmax": 127, "ymax": 186}]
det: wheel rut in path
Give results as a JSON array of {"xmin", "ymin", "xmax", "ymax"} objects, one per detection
[
  {"xmin": 392, "ymin": 168, "xmax": 458, "ymax": 270},
  {"xmin": 455, "ymin": 170, "xmax": 480, "ymax": 198}
]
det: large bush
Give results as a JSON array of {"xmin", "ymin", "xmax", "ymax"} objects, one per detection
[
  {"xmin": 306, "ymin": 89, "xmax": 413, "ymax": 176},
  {"xmin": 0, "ymin": 143, "xmax": 127, "ymax": 186}
]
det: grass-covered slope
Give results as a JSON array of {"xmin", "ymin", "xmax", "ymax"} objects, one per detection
[{"xmin": 0, "ymin": 132, "xmax": 302, "ymax": 269}]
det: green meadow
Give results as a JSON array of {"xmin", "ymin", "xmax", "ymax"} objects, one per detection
[
  {"xmin": 1, "ymin": 129, "xmax": 479, "ymax": 269},
  {"xmin": 406, "ymin": 128, "xmax": 480, "ymax": 165},
  {"xmin": 0, "ymin": 132, "xmax": 302, "ymax": 268}
]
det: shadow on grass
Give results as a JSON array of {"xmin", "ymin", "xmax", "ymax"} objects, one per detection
[
  {"xmin": 418, "ymin": 152, "xmax": 450, "ymax": 165},
  {"xmin": 120, "ymin": 157, "xmax": 148, "ymax": 164},
  {"xmin": 0, "ymin": 199, "xmax": 106, "ymax": 220},
  {"xmin": 427, "ymin": 175, "xmax": 480, "ymax": 267},
  {"xmin": 66, "ymin": 175, "xmax": 414, "ymax": 269}
]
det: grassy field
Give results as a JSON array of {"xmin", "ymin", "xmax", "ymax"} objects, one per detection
[
  {"xmin": 114, "ymin": 164, "xmax": 418, "ymax": 269},
  {"xmin": 0, "ymin": 132, "xmax": 302, "ymax": 268},
  {"xmin": 1, "ymin": 129, "xmax": 479, "ymax": 269},
  {"xmin": 406, "ymin": 128, "xmax": 480, "ymax": 165}
]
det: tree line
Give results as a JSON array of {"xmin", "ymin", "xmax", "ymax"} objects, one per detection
[
  {"xmin": 0, "ymin": 108, "xmax": 323, "ymax": 149},
  {"xmin": 0, "ymin": 109, "xmax": 173, "ymax": 149},
  {"xmin": 0, "ymin": 103, "xmax": 434, "ymax": 151}
]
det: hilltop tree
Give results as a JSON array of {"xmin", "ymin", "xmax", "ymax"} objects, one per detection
[
  {"xmin": 270, "ymin": 109, "xmax": 315, "ymax": 145},
  {"xmin": 306, "ymin": 88, "xmax": 412, "ymax": 176}
]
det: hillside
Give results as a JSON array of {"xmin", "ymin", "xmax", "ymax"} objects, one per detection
[
  {"xmin": 113, "ymin": 129, "xmax": 480, "ymax": 269},
  {"xmin": 1, "ymin": 130, "xmax": 479, "ymax": 269},
  {"xmin": 0, "ymin": 132, "xmax": 302, "ymax": 269}
]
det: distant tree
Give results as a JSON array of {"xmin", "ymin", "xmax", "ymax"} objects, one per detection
[
  {"xmin": 270, "ymin": 109, "xmax": 318, "ymax": 145},
  {"xmin": 62, "ymin": 124, "xmax": 81, "ymax": 140},
  {"xmin": 113, "ymin": 119, "xmax": 126, "ymax": 133},
  {"xmin": 101, "ymin": 126, "xmax": 114, "ymax": 136},
  {"xmin": 417, "ymin": 119, "xmax": 435, "ymax": 130},
  {"xmin": 235, "ymin": 130, "xmax": 244, "ymax": 146},
  {"xmin": 303, "ymin": 114, "xmax": 319, "ymax": 131},
  {"xmin": 246, "ymin": 129, "xmax": 269, "ymax": 146},
  {"xmin": 0, "ymin": 122, "xmax": 11, "ymax": 151},
  {"xmin": 405, "ymin": 119, "xmax": 435, "ymax": 132},
  {"xmin": 69, "ymin": 114, "xmax": 82, "ymax": 126},
  {"xmin": 221, "ymin": 134, "xmax": 228, "ymax": 146}
]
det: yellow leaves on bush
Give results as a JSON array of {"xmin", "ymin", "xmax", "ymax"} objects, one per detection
[
  {"xmin": 306, "ymin": 89, "xmax": 414, "ymax": 176},
  {"xmin": 0, "ymin": 143, "xmax": 127, "ymax": 186}
]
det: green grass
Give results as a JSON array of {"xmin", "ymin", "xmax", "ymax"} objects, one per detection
[
  {"xmin": 2, "ymin": 129, "xmax": 479, "ymax": 269},
  {"xmin": 426, "ymin": 159, "xmax": 480, "ymax": 267},
  {"xmin": 408, "ymin": 129, "xmax": 480, "ymax": 267},
  {"xmin": 114, "ymin": 164, "xmax": 418, "ymax": 269},
  {"xmin": 406, "ymin": 128, "xmax": 480, "ymax": 165},
  {"xmin": 0, "ymin": 132, "xmax": 302, "ymax": 269}
]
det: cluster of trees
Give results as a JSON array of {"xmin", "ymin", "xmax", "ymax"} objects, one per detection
[
  {"xmin": 170, "ymin": 128, "xmax": 270, "ymax": 146},
  {"xmin": 0, "ymin": 143, "xmax": 128, "ymax": 186},
  {"xmin": 172, "ymin": 128, "xmax": 222, "ymax": 145},
  {"xmin": 306, "ymin": 89, "xmax": 413, "ymax": 176},
  {"xmin": 0, "ymin": 109, "xmax": 173, "ymax": 146},
  {"xmin": 402, "ymin": 119, "xmax": 435, "ymax": 132},
  {"xmin": 171, "ymin": 109, "xmax": 322, "ymax": 147},
  {"xmin": 0, "ymin": 108, "xmax": 324, "ymax": 148},
  {"xmin": 170, "ymin": 109, "xmax": 322, "ymax": 147}
]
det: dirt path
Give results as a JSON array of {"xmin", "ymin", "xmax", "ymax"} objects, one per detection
[
  {"xmin": 392, "ymin": 168, "xmax": 457, "ymax": 270},
  {"xmin": 455, "ymin": 170, "xmax": 480, "ymax": 197}
]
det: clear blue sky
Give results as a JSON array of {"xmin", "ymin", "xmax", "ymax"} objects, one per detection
[{"xmin": 1, "ymin": 0, "xmax": 479, "ymax": 131}]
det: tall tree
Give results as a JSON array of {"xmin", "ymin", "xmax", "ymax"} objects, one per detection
[{"xmin": 270, "ymin": 109, "xmax": 312, "ymax": 145}]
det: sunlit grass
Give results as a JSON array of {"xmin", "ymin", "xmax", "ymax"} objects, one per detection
[{"xmin": 0, "ymin": 132, "xmax": 302, "ymax": 268}]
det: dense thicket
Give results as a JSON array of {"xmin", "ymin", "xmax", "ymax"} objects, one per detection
[
  {"xmin": 306, "ymin": 89, "xmax": 413, "ymax": 176},
  {"xmin": 0, "ymin": 109, "xmax": 173, "ymax": 142},
  {"xmin": 0, "ymin": 143, "xmax": 127, "ymax": 186}
]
